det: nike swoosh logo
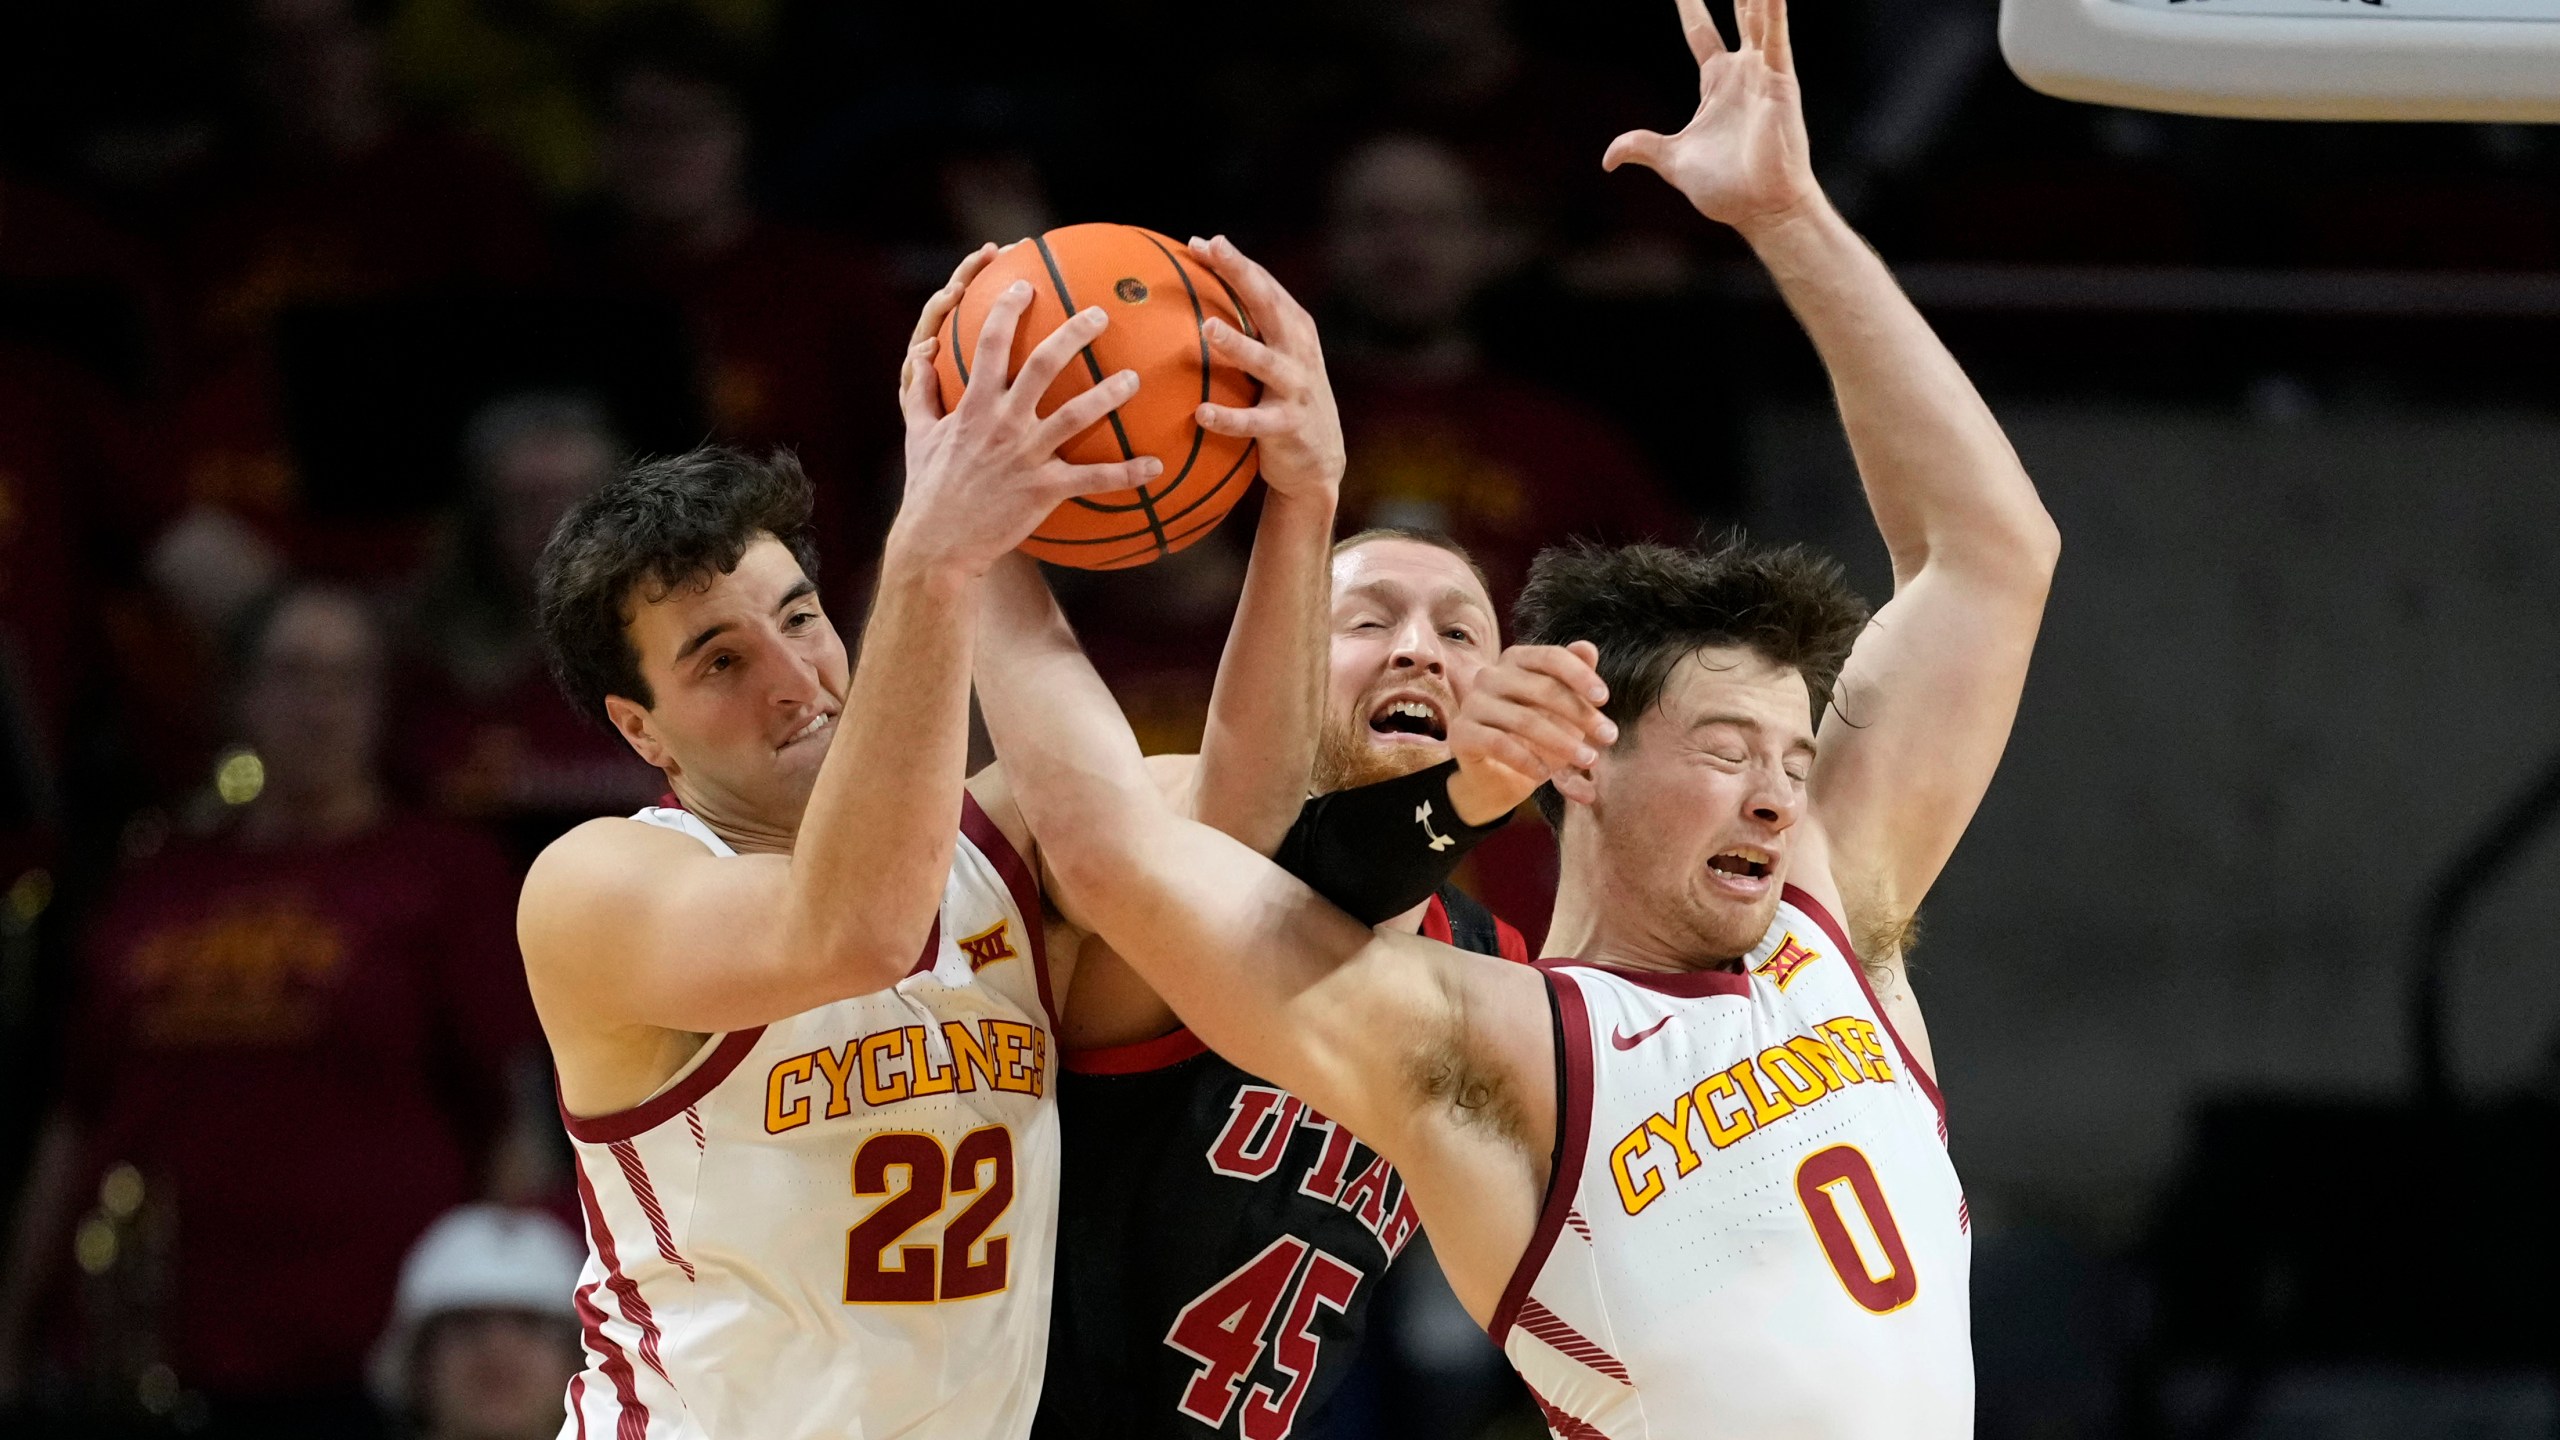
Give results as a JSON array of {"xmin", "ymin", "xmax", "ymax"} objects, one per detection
[{"xmin": 1611, "ymin": 1016, "xmax": 1673, "ymax": 1051}]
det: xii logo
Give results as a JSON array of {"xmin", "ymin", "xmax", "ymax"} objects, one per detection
[{"xmin": 957, "ymin": 921, "xmax": 1017, "ymax": 972}]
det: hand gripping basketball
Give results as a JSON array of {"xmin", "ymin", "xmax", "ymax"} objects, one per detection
[
  {"xmin": 893, "ymin": 244, "xmax": 1162, "ymax": 579},
  {"xmin": 1602, "ymin": 0, "xmax": 1823, "ymax": 239},
  {"xmin": 1181, "ymin": 235, "xmax": 1344, "ymax": 506}
]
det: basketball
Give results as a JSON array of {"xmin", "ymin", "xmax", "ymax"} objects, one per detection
[{"xmin": 932, "ymin": 223, "xmax": 1262, "ymax": 571}]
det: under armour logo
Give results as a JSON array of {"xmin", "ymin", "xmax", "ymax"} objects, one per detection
[{"xmin": 1416, "ymin": 800, "xmax": 1454, "ymax": 852}]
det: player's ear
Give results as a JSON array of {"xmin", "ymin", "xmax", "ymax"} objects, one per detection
[
  {"xmin": 1551, "ymin": 761, "xmax": 1598, "ymax": 809},
  {"xmin": 605, "ymin": 694, "xmax": 674, "ymax": 772}
]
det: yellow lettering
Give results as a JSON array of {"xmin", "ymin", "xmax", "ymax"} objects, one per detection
[
  {"xmin": 1733, "ymin": 1057, "xmax": 1795, "ymax": 1127},
  {"xmin": 765, "ymin": 1054, "xmax": 815, "ymax": 1133},
  {"xmin": 946, "ymin": 1020, "xmax": 1000, "ymax": 1092},
  {"xmin": 1644, "ymin": 1094, "xmax": 1705, "ymax": 1178},
  {"xmin": 990, "ymin": 1021, "xmax": 1035, "ymax": 1094},
  {"xmin": 1850, "ymin": 1018, "xmax": 1896, "ymax": 1082},
  {"xmin": 1821, "ymin": 1019, "xmax": 1877, "ymax": 1082},
  {"xmin": 1696, "ymin": 1071, "xmax": 1754, "ymax": 1149},
  {"xmin": 908, "ymin": 1025, "xmax": 957, "ymax": 1096},
  {"xmin": 1610, "ymin": 1127, "xmax": 1666, "ymax": 1215},
  {"xmin": 860, "ymin": 1029, "xmax": 910, "ymax": 1106},
  {"xmin": 1760, "ymin": 1045, "xmax": 1828, "ymax": 1106},
  {"xmin": 810, "ymin": 1043, "xmax": 859, "ymax": 1117},
  {"xmin": 1789, "ymin": 1033, "xmax": 1853, "ymax": 1090}
]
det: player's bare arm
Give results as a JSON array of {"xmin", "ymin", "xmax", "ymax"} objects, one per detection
[
  {"xmin": 522, "ymin": 247, "xmax": 1157, "ymax": 1113},
  {"xmin": 976, "ymin": 235, "xmax": 1353, "ymax": 1052},
  {"xmin": 1606, "ymin": 0, "xmax": 2060, "ymax": 1064},
  {"xmin": 973, "ymin": 553, "xmax": 1613, "ymax": 1320},
  {"xmin": 1188, "ymin": 234, "xmax": 1344, "ymax": 847}
]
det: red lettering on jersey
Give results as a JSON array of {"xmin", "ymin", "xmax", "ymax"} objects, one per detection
[
  {"xmin": 1207, "ymin": 1086, "xmax": 1306, "ymax": 1181},
  {"xmin": 1337, "ymin": 1153, "xmax": 1396, "ymax": 1233},
  {"xmin": 1294, "ymin": 1113, "xmax": 1361, "ymax": 1203},
  {"xmin": 1377, "ymin": 1185, "xmax": 1422, "ymax": 1261},
  {"xmin": 1241, "ymin": 1249, "xmax": 1363, "ymax": 1440},
  {"xmin": 1754, "ymin": 933, "xmax": 1820, "ymax": 989},
  {"xmin": 956, "ymin": 920, "xmax": 1017, "ymax": 972}
]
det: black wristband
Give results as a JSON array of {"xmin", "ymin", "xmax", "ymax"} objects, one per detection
[{"xmin": 1271, "ymin": 759, "xmax": 1511, "ymax": 926}]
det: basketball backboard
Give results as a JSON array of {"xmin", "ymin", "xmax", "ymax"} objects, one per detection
[{"xmin": 2001, "ymin": 0, "xmax": 2560, "ymax": 122}]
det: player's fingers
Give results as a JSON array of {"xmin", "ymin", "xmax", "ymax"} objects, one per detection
[
  {"xmin": 1033, "ymin": 370, "xmax": 1140, "ymax": 453},
  {"xmin": 1467, "ymin": 734, "xmax": 1550, "ymax": 788},
  {"xmin": 1470, "ymin": 695, "xmax": 1601, "ymax": 770},
  {"xmin": 1195, "ymin": 402, "xmax": 1293, "ymax": 438},
  {"xmin": 1047, "ymin": 455, "xmax": 1163, "ymax": 499},
  {"xmin": 1735, "ymin": 0, "xmax": 1765, "ymax": 51},
  {"xmin": 897, "ymin": 338, "xmax": 944, "ymax": 430},
  {"xmin": 911, "ymin": 242, "xmax": 997, "ymax": 349},
  {"xmin": 1189, "ymin": 235, "xmax": 1303, "ymax": 346},
  {"xmin": 1602, "ymin": 130, "xmax": 1668, "ymax": 175},
  {"xmin": 1506, "ymin": 644, "xmax": 1612, "ymax": 707},
  {"xmin": 1203, "ymin": 316, "xmax": 1297, "ymax": 394},
  {"xmin": 1764, "ymin": 0, "xmax": 1793, "ymax": 72},
  {"xmin": 966, "ymin": 281, "xmax": 1036, "ymax": 401},
  {"xmin": 1506, "ymin": 673, "xmax": 1617, "ymax": 748},
  {"xmin": 1673, "ymin": 0, "xmax": 1726, "ymax": 62},
  {"xmin": 1013, "ymin": 305, "xmax": 1109, "ymax": 404}
]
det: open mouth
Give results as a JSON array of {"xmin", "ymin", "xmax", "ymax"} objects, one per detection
[
  {"xmin": 1367, "ymin": 695, "xmax": 1448, "ymax": 742},
  {"xmin": 780, "ymin": 711, "xmax": 835, "ymax": 749},
  {"xmin": 1708, "ymin": 846, "xmax": 1774, "ymax": 881}
]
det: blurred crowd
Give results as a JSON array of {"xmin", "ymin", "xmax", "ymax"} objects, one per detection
[{"xmin": 1, "ymin": 0, "xmax": 2555, "ymax": 1435}]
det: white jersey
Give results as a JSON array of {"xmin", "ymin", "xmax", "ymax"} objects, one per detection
[
  {"xmin": 558, "ymin": 798, "xmax": 1059, "ymax": 1440},
  {"xmin": 1494, "ymin": 885, "xmax": 1971, "ymax": 1440}
]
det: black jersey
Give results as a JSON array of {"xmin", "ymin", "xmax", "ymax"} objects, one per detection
[{"xmin": 1034, "ymin": 886, "xmax": 1528, "ymax": 1440}]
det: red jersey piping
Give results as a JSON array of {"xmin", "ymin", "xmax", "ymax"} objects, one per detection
[
  {"xmin": 961, "ymin": 791, "xmax": 1056, "ymax": 1034},
  {"xmin": 1779, "ymin": 883, "xmax": 1945, "ymax": 1123},
  {"xmin": 1490, "ymin": 968, "xmax": 1595, "ymax": 1344}
]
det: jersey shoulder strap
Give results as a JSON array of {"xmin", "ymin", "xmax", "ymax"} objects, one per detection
[{"xmin": 1435, "ymin": 884, "xmax": 1529, "ymax": 963}]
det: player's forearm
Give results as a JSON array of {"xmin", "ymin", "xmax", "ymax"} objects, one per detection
[
  {"xmin": 1745, "ymin": 200, "xmax": 2059, "ymax": 587},
  {"xmin": 1193, "ymin": 489, "xmax": 1335, "ymax": 854},
  {"xmin": 782, "ymin": 541, "xmax": 978, "ymax": 990},
  {"xmin": 973, "ymin": 554, "xmax": 1166, "ymax": 885}
]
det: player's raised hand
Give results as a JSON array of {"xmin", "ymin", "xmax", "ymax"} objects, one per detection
[
  {"xmin": 1602, "ymin": 0, "xmax": 1821, "ymax": 239},
  {"xmin": 894, "ymin": 248, "xmax": 1161, "ymax": 578},
  {"xmin": 1184, "ymin": 234, "xmax": 1345, "ymax": 507},
  {"xmin": 1444, "ymin": 641, "xmax": 1617, "ymax": 826}
]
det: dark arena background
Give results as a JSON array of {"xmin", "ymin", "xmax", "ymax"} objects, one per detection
[{"xmin": 3, "ymin": 1, "xmax": 2560, "ymax": 1437}]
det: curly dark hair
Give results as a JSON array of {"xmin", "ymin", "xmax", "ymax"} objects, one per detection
[
  {"xmin": 534, "ymin": 447, "xmax": 819, "ymax": 724},
  {"xmin": 1514, "ymin": 531, "xmax": 1872, "ymax": 826}
]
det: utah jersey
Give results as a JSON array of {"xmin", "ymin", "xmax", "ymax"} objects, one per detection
[
  {"xmin": 559, "ymin": 797, "xmax": 1060, "ymax": 1440},
  {"xmin": 1495, "ymin": 885, "xmax": 1970, "ymax": 1440},
  {"xmin": 1035, "ymin": 888, "xmax": 1529, "ymax": 1440}
]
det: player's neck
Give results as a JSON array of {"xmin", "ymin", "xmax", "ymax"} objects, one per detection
[
  {"xmin": 1550, "ymin": 871, "xmax": 1748, "ymax": 974},
  {"xmin": 666, "ymin": 776, "xmax": 801, "ymax": 857}
]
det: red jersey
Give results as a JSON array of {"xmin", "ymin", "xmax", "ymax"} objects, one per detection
[{"xmin": 59, "ymin": 812, "xmax": 538, "ymax": 1394}]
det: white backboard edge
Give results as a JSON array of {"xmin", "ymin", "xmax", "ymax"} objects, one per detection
[{"xmin": 2000, "ymin": 0, "xmax": 2560, "ymax": 123}]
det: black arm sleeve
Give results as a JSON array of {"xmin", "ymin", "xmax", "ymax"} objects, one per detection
[{"xmin": 1270, "ymin": 759, "xmax": 1511, "ymax": 925}]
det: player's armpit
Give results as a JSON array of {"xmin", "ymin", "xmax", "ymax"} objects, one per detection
[{"xmin": 518, "ymin": 817, "xmax": 925, "ymax": 1039}]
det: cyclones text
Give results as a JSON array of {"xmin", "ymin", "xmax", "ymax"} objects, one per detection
[{"xmin": 766, "ymin": 1018, "xmax": 1048, "ymax": 1132}]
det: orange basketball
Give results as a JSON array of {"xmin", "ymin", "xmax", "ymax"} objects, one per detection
[{"xmin": 933, "ymin": 223, "xmax": 1261, "ymax": 570}]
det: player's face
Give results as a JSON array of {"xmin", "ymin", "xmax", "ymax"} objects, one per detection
[
  {"xmin": 608, "ymin": 536, "xmax": 849, "ymax": 824},
  {"xmin": 1314, "ymin": 539, "xmax": 1499, "ymax": 794},
  {"xmin": 1587, "ymin": 646, "xmax": 1814, "ymax": 962}
]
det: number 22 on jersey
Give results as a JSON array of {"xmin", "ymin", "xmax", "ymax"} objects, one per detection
[{"xmin": 844, "ymin": 1125, "xmax": 1016, "ymax": 1303}]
